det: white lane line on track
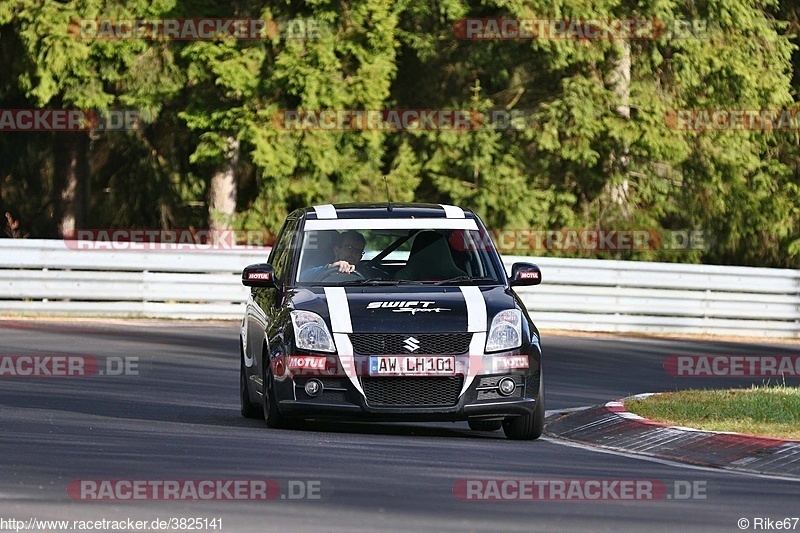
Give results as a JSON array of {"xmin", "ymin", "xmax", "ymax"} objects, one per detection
[{"xmin": 540, "ymin": 436, "xmax": 800, "ymax": 484}]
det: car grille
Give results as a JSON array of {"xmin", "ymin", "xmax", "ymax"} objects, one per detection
[
  {"xmin": 361, "ymin": 376, "xmax": 463, "ymax": 407},
  {"xmin": 350, "ymin": 333, "xmax": 472, "ymax": 355}
]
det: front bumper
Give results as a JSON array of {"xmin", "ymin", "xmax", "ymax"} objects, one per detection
[{"xmin": 272, "ymin": 369, "xmax": 541, "ymax": 422}]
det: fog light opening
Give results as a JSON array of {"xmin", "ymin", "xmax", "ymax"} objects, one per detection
[
  {"xmin": 304, "ymin": 379, "xmax": 323, "ymax": 397},
  {"xmin": 497, "ymin": 377, "xmax": 516, "ymax": 396}
]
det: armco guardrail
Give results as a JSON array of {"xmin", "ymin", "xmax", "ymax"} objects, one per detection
[
  {"xmin": 1, "ymin": 240, "xmax": 799, "ymax": 337},
  {"xmin": 0, "ymin": 239, "xmax": 266, "ymax": 319},
  {"xmin": 509, "ymin": 255, "xmax": 800, "ymax": 337}
]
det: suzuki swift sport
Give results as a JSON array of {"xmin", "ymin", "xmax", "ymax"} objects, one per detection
[{"xmin": 239, "ymin": 203, "xmax": 544, "ymax": 440}]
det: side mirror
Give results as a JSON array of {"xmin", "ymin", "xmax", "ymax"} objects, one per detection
[
  {"xmin": 242, "ymin": 263, "xmax": 278, "ymax": 288},
  {"xmin": 509, "ymin": 262, "xmax": 541, "ymax": 286}
]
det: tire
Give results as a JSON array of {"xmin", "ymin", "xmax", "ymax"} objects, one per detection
[
  {"xmin": 240, "ymin": 357, "xmax": 262, "ymax": 419},
  {"xmin": 502, "ymin": 376, "xmax": 545, "ymax": 441},
  {"xmin": 262, "ymin": 368, "xmax": 290, "ymax": 429},
  {"xmin": 468, "ymin": 419, "xmax": 502, "ymax": 432}
]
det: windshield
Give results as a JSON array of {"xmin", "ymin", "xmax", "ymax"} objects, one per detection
[{"xmin": 294, "ymin": 220, "xmax": 504, "ymax": 286}]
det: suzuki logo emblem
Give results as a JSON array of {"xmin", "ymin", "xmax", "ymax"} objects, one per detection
[{"xmin": 403, "ymin": 337, "xmax": 420, "ymax": 352}]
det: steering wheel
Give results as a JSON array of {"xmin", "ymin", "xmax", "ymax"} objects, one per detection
[
  {"xmin": 315, "ymin": 265, "xmax": 367, "ymax": 282},
  {"xmin": 357, "ymin": 261, "xmax": 390, "ymax": 279}
]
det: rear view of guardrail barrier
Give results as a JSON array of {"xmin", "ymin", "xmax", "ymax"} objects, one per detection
[{"xmin": 1, "ymin": 240, "xmax": 799, "ymax": 337}]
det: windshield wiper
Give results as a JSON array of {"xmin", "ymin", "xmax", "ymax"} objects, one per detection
[
  {"xmin": 434, "ymin": 276, "xmax": 499, "ymax": 286},
  {"xmin": 336, "ymin": 278, "xmax": 417, "ymax": 286}
]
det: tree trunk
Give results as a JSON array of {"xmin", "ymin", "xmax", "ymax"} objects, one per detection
[
  {"xmin": 208, "ymin": 137, "xmax": 240, "ymax": 241},
  {"xmin": 608, "ymin": 41, "xmax": 631, "ymax": 120},
  {"xmin": 605, "ymin": 41, "xmax": 631, "ymax": 216},
  {"xmin": 53, "ymin": 132, "xmax": 90, "ymax": 237}
]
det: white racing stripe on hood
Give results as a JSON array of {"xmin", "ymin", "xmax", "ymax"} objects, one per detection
[
  {"xmin": 324, "ymin": 287, "xmax": 352, "ymax": 334},
  {"xmin": 332, "ymin": 333, "xmax": 364, "ymax": 396},
  {"xmin": 324, "ymin": 287, "xmax": 364, "ymax": 396},
  {"xmin": 460, "ymin": 286, "xmax": 487, "ymax": 333},
  {"xmin": 459, "ymin": 286, "xmax": 487, "ymax": 396}
]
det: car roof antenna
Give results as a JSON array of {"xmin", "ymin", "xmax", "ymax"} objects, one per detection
[{"xmin": 383, "ymin": 175, "xmax": 393, "ymax": 211}]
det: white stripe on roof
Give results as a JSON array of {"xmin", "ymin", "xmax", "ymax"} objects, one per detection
[
  {"xmin": 313, "ymin": 204, "xmax": 337, "ymax": 219},
  {"xmin": 440, "ymin": 204, "xmax": 465, "ymax": 218}
]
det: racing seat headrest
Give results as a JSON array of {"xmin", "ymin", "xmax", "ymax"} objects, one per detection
[{"xmin": 394, "ymin": 231, "xmax": 467, "ymax": 281}]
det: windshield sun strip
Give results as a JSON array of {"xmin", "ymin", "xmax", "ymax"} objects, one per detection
[{"xmin": 303, "ymin": 219, "xmax": 479, "ymax": 231}]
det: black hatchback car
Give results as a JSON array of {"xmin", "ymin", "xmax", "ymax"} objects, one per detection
[{"xmin": 239, "ymin": 203, "xmax": 544, "ymax": 439}]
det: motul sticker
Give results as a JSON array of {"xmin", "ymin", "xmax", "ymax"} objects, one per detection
[
  {"xmin": 496, "ymin": 355, "xmax": 529, "ymax": 370},
  {"xmin": 287, "ymin": 356, "xmax": 327, "ymax": 370}
]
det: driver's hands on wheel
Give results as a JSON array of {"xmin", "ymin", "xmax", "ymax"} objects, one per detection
[
  {"xmin": 308, "ymin": 231, "xmax": 366, "ymax": 280},
  {"xmin": 326, "ymin": 260, "xmax": 357, "ymax": 274}
]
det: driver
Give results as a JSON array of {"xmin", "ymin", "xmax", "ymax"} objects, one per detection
[{"xmin": 300, "ymin": 230, "xmax": 366, "ymax": 281}]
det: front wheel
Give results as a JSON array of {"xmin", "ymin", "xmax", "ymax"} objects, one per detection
[
  {"xmin": 502, "ymin": 377, "xmax": 545, "ymax": 440},
  {"xmin": 262, "ymin": 369, "xmax": 290, "ymax": 428},
  {"xmin": 240, "ymin": 358, "xmax": 262, "ymax": 419}
]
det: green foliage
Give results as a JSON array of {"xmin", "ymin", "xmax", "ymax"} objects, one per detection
[{"xmin": 1, "ymin": 0, "xmax": 799, "ymax": 268}]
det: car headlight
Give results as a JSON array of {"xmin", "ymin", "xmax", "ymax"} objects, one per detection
[
  {"xmin": 485, "ymin": 309, "xmax": 522, "ymax": 353},
  {"xmin": 290, "ymin": 311, "xmax": 336, "ymax": 353}
]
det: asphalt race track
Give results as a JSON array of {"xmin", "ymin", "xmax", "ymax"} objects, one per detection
[{"xmin": 1, "ymin": 319, "xmax": 798, "ymax": 533}]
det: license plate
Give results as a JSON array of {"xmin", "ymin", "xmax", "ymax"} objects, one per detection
[{"xmin": 369, "ymin": 356, "xmax": 455, "ymax": 376}]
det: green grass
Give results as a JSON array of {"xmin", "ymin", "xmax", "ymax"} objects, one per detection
[{"xmin": 624, "ymin": 384, "xmax": 800, "ymax": 440}]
